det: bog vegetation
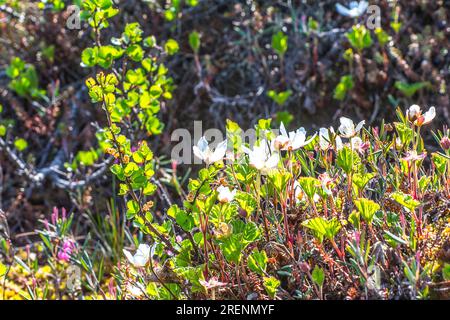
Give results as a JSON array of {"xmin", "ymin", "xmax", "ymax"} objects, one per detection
[{"xmin": 0, "ymin": 0, "xmax": 449, "ymax": 300}]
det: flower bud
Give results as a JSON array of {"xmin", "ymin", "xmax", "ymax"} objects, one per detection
[
  {"xmin": 440, "ymin": 136, "xmax": 450, "ymax": 151},
  {"xmin": 407, "ymin": 104, "xmax": 421, "ymax": 122}
]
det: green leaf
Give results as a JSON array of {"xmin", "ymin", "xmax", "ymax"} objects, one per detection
[
  {"xmin": 243, "ymin": 221, "xmax": 261, "ymax": 244},
  {"xmin": 14, "ymin": 138, "xmax": 28, "ymax": 151},
  {"xmin": 124, "ymin": 162, "xmax": 139, "ymax": 177},
  {"xmin": 189, "ymin": 31, "xmax": 201, "ymax": 53},
  {"xmin": 333, "ymin": 75, "xmax": 354, "ymax": 101},
  {"xmin": 346, "ymin": 25, "xmax": 372, "ymax": 51},
  {"xmin": 268, "ymin": 170, "xmax": 292, "ymax": 194},
  {"xmin": 352, "ymin": 172, "xmax": 376, "ymax": 191},
  {"xmin": 126, "ymin": 44, "xmax": 144, "ymax": 62},
  {"xmin": 168, "ymin": 205, "xmax": 194, "ymax": 232},
  {"xmin": 275, "ymin": 111, "xmax": 294, "ymax": 127},
  {"xmin": 432, "ymin": 153, "xmax": 447, "ymax": 175},
  {"xmin": 234, "ymin": 192, "xmax": 257, "ymax": 216},
  {"xmin": 263, "ymin": 276, "xmax": 280, "ymax": 299},
  {"xmin": 110, "ymin": 164, "xmax": 125, "ymax": 180},
  {"xmin": 298, "ymin": 177, "xmax": 319, "ymax": 201},
  {"xmin": 220, "ymin": 234, "xmax": 243, "ymax": 263},
  {"xmin": 394, "ymin": 122, "xmax": 414, "ymax": 146},
  {"xmin": 143, "ymin": 36, "xmax": 156, "ymax": 48},
  {"xmin": 164, "ymin": 39, "xmax": 179, "ymax": 55},
  {"xmin": 267, "ymin": 90, "xmax": 292, "ymax": 106},
  {"xmin": 302, "ymin": 217, "xmax": 341, "ymax": 243},
  {"xmin": 354, "ymin": 198, "xmax": 380, "ymax": 225},
  {"xmin": 271, "ymin": 31, "xmax": 288, "ymax": 56},
  {"xmin": 124, "ymin": 22, "xmax": 143, "ymax": 43},
  {"xmin": 348, "ymin": 210, "xmax": 361, "ymax": 229},
  {"xmin": 312, "ymin": 265, "xmax": 325, "ymax": 287},
  {"xmin": 395, "ymin": 81, "xmax": 431, "ymax": 98},
  {"xmin": 81, "ymin": 47, "xmax": 98, "ymax": 67},
  {"xmin": 384, "ymin": 230, "xmax": 408, "ymax": 247},
  {"xmin": 375, "ymin": 28, "xmax": 390, "ymax": 46},
  {"xmin": 126, "ymin": 200, "xmax": 139, "ymax": 219},
  {"xmin": 336, "ymin": 146, "xmax": 360, "ymax": 174},
  {"xmin": 391, "ymin": 191, "xmax": 420, "ymax": 213},
  {"xmin": 248, "ymin": 249, "xmax": 268, "ymax": 276}
]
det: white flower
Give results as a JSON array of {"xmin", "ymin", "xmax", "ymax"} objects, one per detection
[
  {"xmin": 319, "ymin": 127, "xmax": 343, "ymax": 150},
  {"xmin": 338, "ymin": 117, "xmax": 365, "ymax": 138},
  {"xmin": 274, "ymin": 122, "xmax": 316, "ymax": 151},
  {"xmin": 123, "ymin": 243, "xmax": 151, "ymax": 267},
  {"xmin": 242, "ymin": 140, "xmax": 279, "ymax": 175},
  {"xmin": 406, "ymin": 105, "xmax": 436, "ymax": 126},
  {"xmin": 350, "ymin": 136, "xmax": 363, "ymax": 149},
  {"xmin": 336, "ymin": 1, "xmax": 368, "ymax": 18},
  {"xmin": 318, "ymin": 173, "xmax": 333, "ymax": 196},
  {"xmin": 193, "ymin": 137, "xmax": 228, "ymax": 165},
  {"xmin": 217, "ymin": 186, "xmax": 236, "ymax": 203}
]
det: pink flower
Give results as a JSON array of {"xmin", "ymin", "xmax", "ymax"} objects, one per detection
[
  {"xmin": 51, "ymin": 207, "xmax": 59, "ymax": 224},
  {"xmin": 57, "ymin": 239, "xmax": 76, "ymax": 262},
  {"xmin": 57, "ymin": 251, "xmax": 70, "ymax": 262},
  {"xmin": 401, "ymin": 151, "xmax": 426, "ymax": 162},
  {"xmin": 199, "ymin": 277, "xmax": 227, "ymax": 290}
]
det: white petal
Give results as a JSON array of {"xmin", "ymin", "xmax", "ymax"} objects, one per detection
[
  {"xmin": 355, "ymin": 120, "xmax": 365, "ymax": 133},
  {"xmin": 248, "ymin": 150, "xmax": 265, "ymax": 170},
  {"xmin": 358, "ymin": 1, "xmax": 369, "ymax": 12},
  {"xmin": 349, "ymin": 1, "xmax": 359, "ymax": 9},
  {"xmin": 241, "ymin": 145, "xmax": 251, "ymax": 154},
  {"xmin": 296, "ymin": 127, "xmax": 307, "ymax": 136},
  {"xmin": 261, "ymin": 140, "xmax": 273, "ymax": 154},
  {"xmin": 339, "ymin": 117, "xmax": 355, "ymax": 137},
  {"xmin": 137, "ymin": 244, "xmax": 151, "ymax": 257},
  {"xmin": 408, "ymin": 105, "xmax": 421, "ymax": 119},
  {"xmin": 265, "ymin": 153, "xmax": 280, "ymax": 169},
  {"xmin": 197, "ymin": 136, "xmax": 209, "ymax": 152},
  {"xmin": 340, "ymin": 117, "xmax": 354, "ymax": 127},
  {"xmin": 133, "ymin": 254, "xmax": 148, "ymax": 267},
  {"xmin": 250, "ymin": 157, "xmax": 265, "ymax": 170},
  {"xmin": 280, "ymin": 122, "xmax": 288, "ymax": 137},
  {"xmin": 319, "ymin": 128, "xmax": 330, "ymax": 150},
  {"xmin": 134, "ymin": 244, "xmax": 150, "ymax": 267},
  {"xmin": 335, "ymin": 136, "xmax": 344, "ymax": 151},
  {"xmin": 123, "ymin": 249, "xmax": 135, "ymax": 265},
  {"xmin": 291, "ymin": 128, "xmax": 307, "ymax": 149},
  {"xmin": 336, "ymin": 3, "xmax": 351, "ymax": 16},
  {"xmin": 423, "ymin": 107, "xmax": 436, "ymax": 124},
  {"xmin": 210, "ymin": 139, "xmax": 227, "ymax": 163},
  {"xmin": 193, "ymin": 146, "xmax": 205, "ymax": 161}
]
